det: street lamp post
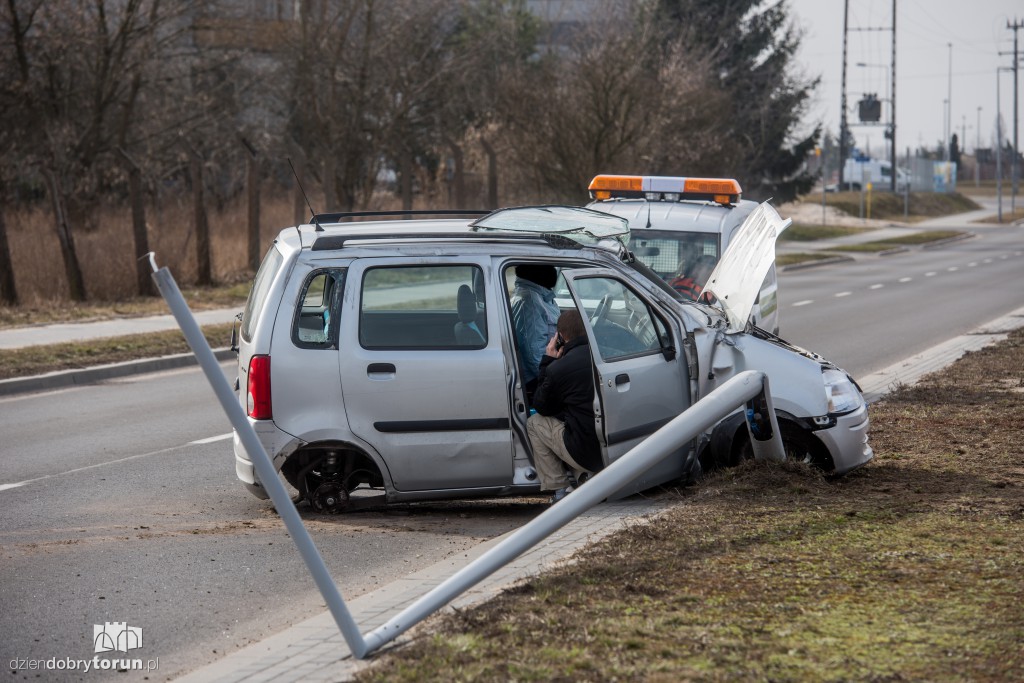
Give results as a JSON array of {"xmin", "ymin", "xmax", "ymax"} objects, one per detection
[{"xmin": 977, "ymin": 106, "xmax": 982, "ymax": 187}]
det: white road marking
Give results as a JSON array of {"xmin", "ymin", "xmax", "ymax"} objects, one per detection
[
  {"xmin": 925, "ymin": 271, "xmax": 937, "ymax": 277},
  {"xmin": 899, "ymin": 277, "xmax": 912, "ymax": 283},
  {"xmin": 0, "ymin": 435, "xmax": 225, "ymax": 493},
  {"xmin": 948, "ymin": 266, "xmax": 959, "ymax": 272},
  {"xmin": 792, "ymin": 300, "xmax": 814, "ymax": 307},
  {"xmin": 968, "ymin": 262, "xmax": 978, "ymax": 267},
  {"xmin": 983, "ymin": 258, "xmax": 993, "ymax": 264},
  {"xmin": 835, "ymin": 291, "xmax": 852, "ymax": 298},
  {"xmin": 870, "ymin": 284, "xmax": 884, "ymax": 290},
  {"xmin": 190, "ymin": 433, "xmax": 233, "ymax": 445}
]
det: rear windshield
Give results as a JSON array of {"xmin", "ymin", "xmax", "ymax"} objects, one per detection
[{"xmin": 241, "ymin": 246, "xmax": 284, "ymax": 342}]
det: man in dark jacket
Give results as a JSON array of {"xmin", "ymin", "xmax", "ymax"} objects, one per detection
[{"xmin": 526, "ymin": 309, "xmax": 602, "ymax": 501}]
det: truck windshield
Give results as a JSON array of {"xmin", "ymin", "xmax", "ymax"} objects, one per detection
[{"xmin": 629, "ymin": 230, "xmax": 720, "ymax": 301}]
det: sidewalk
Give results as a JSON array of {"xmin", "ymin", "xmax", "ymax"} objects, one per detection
[
  {"xmin": 0, "ymin": 307, "xmax": 240, "ymax": 350},
  {"xmin": 173, "ymin": 496, "xmax": 676, "ymax": 683}
]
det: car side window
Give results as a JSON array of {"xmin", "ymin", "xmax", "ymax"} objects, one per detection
[
  {"xmin": 292, "ymin": 269, "xmax": 345, "ymax": 349},
  {"xmin": 572, "ymin": 277, "xmax": 665, "ymax": 361},
  {"xmin": 360, "ymin": 265, "xmax": 486, "ymax": 349}
]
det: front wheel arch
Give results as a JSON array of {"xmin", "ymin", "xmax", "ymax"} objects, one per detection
[{"xmin": 703, "ymin": 413, "xmax": 835, "ymax": 472}]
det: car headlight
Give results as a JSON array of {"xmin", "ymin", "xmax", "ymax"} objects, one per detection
[{"xmin": 823, "ymin": 368, "xmax": 864, "ymax": 415}]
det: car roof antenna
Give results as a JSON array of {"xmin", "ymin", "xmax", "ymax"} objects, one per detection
[
  {"xmin": 288, "ymin": 158, "xmax": 323, "ymax": 232},
  {"xmin": 645, "ymin": 199, "xmax": 652, "ymax": 229}
]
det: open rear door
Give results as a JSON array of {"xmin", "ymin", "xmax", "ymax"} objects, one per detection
[{"xmin": 562, "ymin": 269, "xmax": 691, "ymax": 498}]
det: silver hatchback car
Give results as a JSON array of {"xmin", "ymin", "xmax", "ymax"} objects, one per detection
[{"xmin": 233, "ymin": 205, "xmax": 872, "ymax": 512}]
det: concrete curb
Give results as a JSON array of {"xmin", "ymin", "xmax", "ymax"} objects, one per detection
[
  {"xmin": 921, "ymin": 231, "xmax": 977, "ymax": 249},
  {"xmin": 0, "ymin": 348, "xmax": 235, "ymax": 397},
  {"xmin": 780, "ymin": 255, "xmax": 855, "ymax": 272}
]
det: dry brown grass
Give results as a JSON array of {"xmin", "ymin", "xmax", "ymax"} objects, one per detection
[
  {"xmin": 5, "ymin": 190, "xmax": 300, "ymax": 306},
  {"xmin": 357, "ymin": 329, "xmax": 1024, "ymax": 683}
]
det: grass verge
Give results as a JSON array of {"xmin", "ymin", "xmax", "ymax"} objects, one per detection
[
  {"xmin": 975, "ymin": 208, "xmax": 1024, "ymax": 224},
  {"xmin": 777, "ymin": 252, "xmax": 846, "ymax": 267},
  {"xmin": 0, "ymin": 282, "xmax": 249, "ymax": 329},
  {"xmin": 831, "ymin": 229, "xmax": 966, "ymax": 253},
  {"xmin": 779, "ymin": 224, "xmax": 872, "ymax": 242},
  {"xmin": 357, "ymin": 328, "xmax": 1024, "ymax": 683},
  {"xmin": 0, "ymin": 323, "xmax": 234, "ymax": 380},
  {"xmin": 826, "ymin": 191, "xmax": 979, "ymax": 222}
]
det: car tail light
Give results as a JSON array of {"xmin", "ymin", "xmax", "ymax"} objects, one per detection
[{"xmin": 247, "ymin": 355, "xmax": 272, "ymax": 419}]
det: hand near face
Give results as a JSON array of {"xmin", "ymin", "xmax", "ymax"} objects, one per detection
[{"xmin": 545, "ymin": 334, "xmax": 561, "ymax": 358}]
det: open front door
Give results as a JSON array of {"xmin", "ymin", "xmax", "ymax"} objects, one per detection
[{"xmin": 562, "ymin": 270, "xmax": 692, "ymax": 497}]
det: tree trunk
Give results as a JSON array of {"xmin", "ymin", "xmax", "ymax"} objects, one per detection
[
  {"xmin": 44, "ymin": 171, "xmax": 87, "ymax": 301},
  {"xmin": 183, "ymin": 145, "xmax": 212, "ymax": 286},
  {"xmin": 0, "ymin": 201, "xmax": 18, "ymax": 305},
  {"xmin": 117, "ymin": 149, "xmax": 156, "ymax": 297},
  {"xmin": 246, "ymin": 152, "xmax": 262, "ymax": 271},
  {"xmin": 399, "ymin": 147, "xmax": 413, "ymax": 213},
  {"xmin": 291, "ymin": 156, "xmax": 308, "ymax": 225},
  {"xmin": 480, "ymin": 136, "xmax": 498, "ymax": 209},
  {"xmin": 444, "ymin": 137, "xmax": 465, "ymax": 209},
  {"xmin": 322, "ymin": 156, "xmax": 338, "ymax": 211}
]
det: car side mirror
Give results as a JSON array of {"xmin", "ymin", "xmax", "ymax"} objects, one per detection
[
  {"xmin": 230, "ymin": 312, "xmax": 242, "ymax": 354},
  {"xmin": 662, "ymin": 345, "xmax": 676, "ymax": 362}
]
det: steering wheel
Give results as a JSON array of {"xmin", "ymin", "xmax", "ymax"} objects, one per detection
[{"xmin": 590, "ymin": 293, "xmax": 612, "ymax": 327}]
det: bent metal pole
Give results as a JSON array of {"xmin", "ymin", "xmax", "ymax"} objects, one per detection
[
  {"xmin": 361, "ymin": 369, "xmax": 782, "ymax": 654},
  {"xmin": 150, "ymin": 255, "xmax": 783, "ymax": 660},
  {"xmin": 148, "ymin": 257, "xmax": 371, "ymax": 659}
]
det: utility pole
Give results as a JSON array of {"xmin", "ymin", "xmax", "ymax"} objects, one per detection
[
  {"xmin": 839, "ymin": 0, "xmax": 850, "ymax": 190},
  {"xmin": 946, "ymin": 42, "xmax": 953, "ymax": 162},
  {"xmin": 1007, "ymin": 18, "xmax": 1022, "ymax": 212},
  {"xmin": 890, "ymin": 0, "xmax": 897, "ymax": 192}
]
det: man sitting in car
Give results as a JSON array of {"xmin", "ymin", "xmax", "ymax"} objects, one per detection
[{"xmin": 526, "ymin": 310, "xmax": 603, "ymax": 502}]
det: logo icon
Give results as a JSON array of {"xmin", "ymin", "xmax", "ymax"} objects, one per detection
[{"xmin": 93, "ymin": 622, "xmax": 143, "ymax": 654}]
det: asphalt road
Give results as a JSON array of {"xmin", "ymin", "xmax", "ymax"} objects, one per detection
[
  {"xmin": 778, "ymin": 222, "xmax": 1024, "ymax": 380},
  {"xmin": 1, "ymin": 216, "xmax": 1021, "ymax": 681},
  {"xmin": 0, "ymin": 367, "xmax": 546, "ymax": 681}
]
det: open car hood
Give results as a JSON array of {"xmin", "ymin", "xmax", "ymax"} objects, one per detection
[{"xmin": 702, "ymin": 202, "xmax": 791, "ymax": 333}]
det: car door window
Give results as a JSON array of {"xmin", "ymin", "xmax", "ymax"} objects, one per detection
[
  {"xmin": 360, "ymin": 265, "xmax": 486, "ymax": 349},
  {"xmin": 572, "ymin": 277, "xmax": 667, "ymax": 361},
  {"xmin": 292, "ymin": 269, "xmax": 345, "ymax": 349}
]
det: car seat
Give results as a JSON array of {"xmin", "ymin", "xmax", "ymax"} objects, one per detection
[{"xmin": 453, "ymin": 284, "xmax": 486, "ymax": 345}]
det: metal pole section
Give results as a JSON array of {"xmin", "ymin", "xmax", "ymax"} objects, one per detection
[
  {"xmin": 839, "ymin": 0, "xmax": 850, "ymax": 189},
  {"xmin": 890, "ymin": 0, "xmax": 897, "ymax": 193},
  {"xmin": 946, "ymin": 43, "xmax": 953, "ymax": 162},
  {"xmin": 998, "ymin": 69, "xmax": 1006, "ymax": 223},
  {"xmin": 1010, "ymin": 19, "xmax": 1020, "ymax": 213},
  {"xmin": 148, "ymin": 259, "xmax": 370, "ymax": 659},
  {"xmin": 361, "ymin": 370, "xmax": 783, "ymax": 655}
]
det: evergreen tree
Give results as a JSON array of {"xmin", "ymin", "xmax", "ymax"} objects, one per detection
[{"xmin": 656, "ymin": 0, "xmax": 819, "ymax": 201}]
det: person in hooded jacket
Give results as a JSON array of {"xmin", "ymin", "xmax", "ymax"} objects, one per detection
[
  {"xmin": 527, "ymin": 309, "xmax": 602, "ymax": 502},
  {"xmin": 510, "ymin": 264, "xmax": 560, "ymax": 399}
]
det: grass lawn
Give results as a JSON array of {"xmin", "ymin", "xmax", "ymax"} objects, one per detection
[
  {"xmin": 831, "ymin": 230, "xmax": 966, "ymax": 253},
  {"xmin": 0, "ymin": 323, "xmax": 235, "ymax": 380},
  {"xmin": 825, "ymin": 191, "xmax": 979, "ymax": 222},
  {"xmin": 779, "ymin": 224, "xmax": 872, "ymax": 242},
  {"xmin": 0, "ymin": 282, "xmax": 249, "ymax": 329},
  {"xmin": 356, "ymin": 328, "xmax": 1024, "ymax": 683}
]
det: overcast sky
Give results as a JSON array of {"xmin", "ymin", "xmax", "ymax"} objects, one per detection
[{"xmin": 786, "ymin": 0, "xmax": 1022, "ymax": 159}]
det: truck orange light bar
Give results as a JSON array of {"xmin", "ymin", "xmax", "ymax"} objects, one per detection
[{"xmin": 588, "ymin": 174, "xmax": 742, "ymax": 205}]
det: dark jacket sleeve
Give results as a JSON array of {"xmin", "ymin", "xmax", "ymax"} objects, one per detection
[{"xmin": 531, "ymin": 354, "xmax": 562, "ymax": 418}]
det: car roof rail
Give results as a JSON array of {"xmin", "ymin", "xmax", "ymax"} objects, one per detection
[
  {"xmin": 311, "ymin": 209, "xmax": 491, "ymax": 224},
  {"xmin": 310, "ymin": 231, "xmax": 584, "ymax": 252}
]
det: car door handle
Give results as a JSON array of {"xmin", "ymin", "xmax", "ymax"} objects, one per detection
[
  {"xmin": 614, "ymin": 373, "xmax": 630, "ymax": 386},
  {"xmin": 367, "ymin": 363, "xmax": 396, "ymax": 379}
]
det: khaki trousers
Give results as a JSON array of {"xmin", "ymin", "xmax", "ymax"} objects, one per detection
[{"xmin": 527, "ymin": 413, "xmax": 588, "ymax": 491}]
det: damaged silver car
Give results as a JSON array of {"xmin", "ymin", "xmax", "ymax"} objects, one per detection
[{"xmin": 231, "ymin": 204, "xmax": 872, "ymax": 512}]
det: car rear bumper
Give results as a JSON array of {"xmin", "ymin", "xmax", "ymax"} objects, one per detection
[
  {"xmin": 815, "ymin": 403, "xmax": 873, "ymax": 474},
  {"xmin": 233, "ymin": 420, "xmax": 296, "ymax": 500}
]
